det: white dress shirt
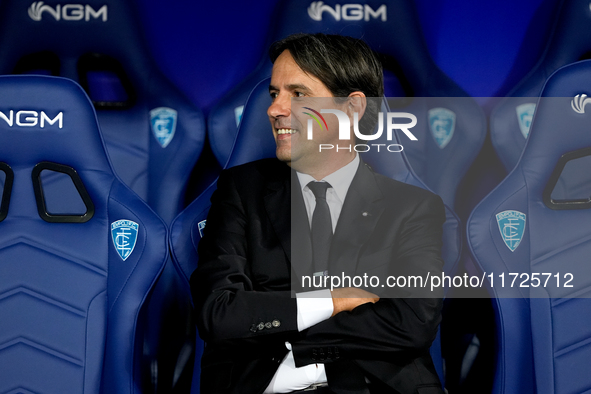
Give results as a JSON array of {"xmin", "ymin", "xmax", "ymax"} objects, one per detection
[{"xmin": 264, "ymin": 154, "xmax": 359, "ymax": 393}]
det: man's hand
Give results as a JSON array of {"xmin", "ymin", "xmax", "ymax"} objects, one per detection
[{"xmin": 330, "ymin": 287, "xmax": 379, "ymax": 316}]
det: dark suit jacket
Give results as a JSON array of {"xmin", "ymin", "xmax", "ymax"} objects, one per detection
[{"xmin": 191, "ymin": 158, "xmax": 446, "ymax": 394}]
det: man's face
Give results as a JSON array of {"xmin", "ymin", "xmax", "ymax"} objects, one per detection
[{"xmin": 268, "ymin": 50, "xmax": 344, "ymax": 167}]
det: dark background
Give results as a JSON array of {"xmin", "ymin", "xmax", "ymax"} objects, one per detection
[{"xmin": 137, "ymin": 0, "xmax": 558, "ymax": 114}]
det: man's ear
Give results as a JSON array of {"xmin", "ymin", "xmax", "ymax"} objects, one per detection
[{"xmin": 347, "ymin": 92, "xmax": 367, "ymax": 120}]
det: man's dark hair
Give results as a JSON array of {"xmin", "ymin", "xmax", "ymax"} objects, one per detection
[{"xmin": 269, "ymin": 33, "xmax": 384, "ymax": 135}]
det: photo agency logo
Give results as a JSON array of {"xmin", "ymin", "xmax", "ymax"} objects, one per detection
[
  {"xmin": 303, "ymin": 106, "xmax": 417, "ymax": 153},
  {"xmin": 28, "ymin": 2, "xmax": 108, "ymax": 22}
]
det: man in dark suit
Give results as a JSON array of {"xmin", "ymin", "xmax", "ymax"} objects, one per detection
[{"xmin": 191, "ymin": 33, "xmax": 446, "ymax": 394}]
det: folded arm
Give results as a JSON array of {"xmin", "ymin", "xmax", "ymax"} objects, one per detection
[{"xmin": 191, "ymin": 169, "xmax": 299, "ymax": 343}]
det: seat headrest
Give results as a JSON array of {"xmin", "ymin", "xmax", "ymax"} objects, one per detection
[
  {"xmin": 225, "ymin": 78, "xmax": 277, "ymax": 168},
  {"xmin": 268, "ymin": 0, "xmax": 465, "ymax": 96},
  {"xmin": 520, "ymin": 60, "xmax": 591, "ymax": 185},
  {"xmin": 358, "ymin": 98, "xmax": 418, "ymax": 185},
  {"xmin": 0, "ymin": 0, "xmax": 151, "ymax": 80},
  {"xmin": 489, "ymin": 0, "xmax": 591, "ymax": 172},
  {"xmin": 0, "ymin": 75, "xmax": 111, "ymax": 172},
  {"xmin": 536, "ymin": 0, "xmax": 591, "ymax": 77}
]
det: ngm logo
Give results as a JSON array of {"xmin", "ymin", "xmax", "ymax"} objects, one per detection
[
  {"xmin": 571, "ymin": 94, "xmax": 591, "ymax": 114},
  {"xmin": 0, "ymin": 110, "xmax": 63, "ymax": 128},
  {"xmin": 308, "ymin": 1, "xmax": 387, "ymax": 22},
  {"xmin": 28, "ymin": 2, "xmax": 108, "ymax": 22},
  {"xmin": 304, "ymin": 108, "xmax": 417, "ymax": 153}
]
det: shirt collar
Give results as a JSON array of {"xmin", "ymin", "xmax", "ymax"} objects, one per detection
[{"xmin": 296, "ymin": 154, "xmax": 360, "ymax": 202}]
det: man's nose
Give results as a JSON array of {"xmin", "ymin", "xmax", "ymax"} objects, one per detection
[{"xmin": 268, "ymin": 94, "xmax": 291, "ymax": 118}]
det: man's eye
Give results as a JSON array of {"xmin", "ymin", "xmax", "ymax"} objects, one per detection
[
  {"xmin": 292, "ymin": 92, "xmax": 306, "ymax": 102},
  {"xmin": 269, "ymin": 92, "xmax": 278, "ymax": 99}
]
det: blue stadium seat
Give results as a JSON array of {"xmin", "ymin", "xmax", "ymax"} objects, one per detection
[
  {"xmin": 468, "ymin": 60, "xmax": 591, "ymax": 394},
  {"xmin": 490, "ymin": 0, "xmax": 591, "ymax": 172},
  {"xmin": 0, "ymin": 0, "xmax": 206, "ymax": 223},
  {"xmin": 0, "ymin": 75, "xmax": 168, "ymax": 393},
  {"xmin": 0, "ymin": 1, "xmax": 207, "ymax": 388},
  {"xmin": 172, "ymin": 78, "xmax": 463, "ymax": 392},
  {"xmin": 170, "ymin": 78, "xmax": 278, "ymax": 394},
  {"xmin": 207, "ymin": 0, "xmax": 486, "ymax": 207}
]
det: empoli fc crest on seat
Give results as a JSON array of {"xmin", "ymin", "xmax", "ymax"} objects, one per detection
[
  {"xmin": 496, "ymin": 210, "xmax": 526, "ymax": 252},
  {"xmin": 515, "ymin": 103, "xmax": 536, "ymax": 139},
  {"xmin": 428, "ymin": 108, "xmax": 455, "ymax": 149},
  {"xmin": 198, "ymin": 220, "xmax": 207, "ymax": 238},
  {"xmin": 111, "ymin": 219, "xmax": 139, "ymax": 261},
  {"xmin": 150, "ymin": 107, "xmax": 177, "ymax": 148}
]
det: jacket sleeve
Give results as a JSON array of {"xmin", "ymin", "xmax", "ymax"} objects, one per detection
[
  {"xmin": 191, "ymin": 169, "xmax": 299, "ymax": 344},
  {"xmin": 291, "ymin": 193, "xmax": 445, "ymax": 366}
]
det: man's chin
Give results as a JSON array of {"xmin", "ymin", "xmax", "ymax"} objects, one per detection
[
  {"xmin": 275, "ymin": 147, "xmax": 292, "ymax": 163},
  {"xmin": 276, "ymin": 156, "xmax": 292, "ymax": 166}
]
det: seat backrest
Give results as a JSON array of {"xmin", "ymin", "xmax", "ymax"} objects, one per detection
[
  {"xmin": 207, "ymin": 0, "xmax": 486, "ymax": 207},
  {"xmin": 0, "ymin": 3, "xmax": 206, "ymax": 388},
  {"xmin": 170, "ymin": 77, "xmax": 277, "ymax": 394},
  {"xmin": 0, "ymin": 0, "xmax": 206, "ymax": 224},
  {"xmin": 0, "ymin": 75, "xmax": 168, "ymax": 393},
  {"xmin": 490, "ymin": 0, "xmax": 591, "ymax": 172},
  {"xmin": 468, "ymin": 60, "xmax": 591, "ymax": 394},
  {"xmin": 172, "ymin": 78, "xmax": 463, "ymax": 391},
  {"xmin": 170, "ymin": 78, "xmax": 278, "ymax": 298},
  {"xmin": 359, "ymin": 98, "xmax": 462, "ymax": 282}
]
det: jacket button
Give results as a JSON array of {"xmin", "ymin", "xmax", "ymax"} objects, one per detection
[
  {"xmin": 272, "ymin": 319, "xmax": 281, "ymax": 327},
  {"xmin": 265, "ymin": 322, "xmax": 272, "ymax": 329},
  {"xmin": 257, "ymin": 322, "xmax": 265, "ymax": 330},
  {"xmin": 250, "ymin": 324, "xmax": 257, "ymax": 333}
]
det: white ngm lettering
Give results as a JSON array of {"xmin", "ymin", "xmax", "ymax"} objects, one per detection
[
  {"xmin": 29, "ymin": 3, "xmax": 60, "ymax": 20},
  {"xmin": 62, "ymin": 4, "xmax": 83, "ymax": 20},
  {"xmin": 28, "ymin": 3, "xmax": 108, "ymax": 22},
  {"xmin": 0, "ymin": 110, "xmax": 13, "ymax": 127},
  {"xmin": 16, "ymin": 111, "xmax": 38, "ymax": 127},
  {"xmin": 341, "ymin": 4, "xmax": 363, "ymax": 20},
  {"xmin": 308, "ymin": 2, "xmax": 387, "ymax": 22},
  {"xmin": 0, "ymin": 110, "xmax": 63, "ymax": 129},
  {"xmin": 85, "ymin": 4, "xmax": 107, "ymax": 21},
  {"xmin": 41, "ymin": 112, "xmax": 63, "ymax": 128}
]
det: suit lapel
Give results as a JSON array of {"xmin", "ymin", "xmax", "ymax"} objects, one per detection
[
  {"xmin": 329, "ymin": 162, "xmax": 385, "ymax": 276},
  {"xmin": 263, "ymin": 166, "xmax": 291, "ymax": 261},
  {"xmin": 263, "ymin": 167, "xmax": 314, "ymax": 283},
  {"xmin": 289, "ymin": 170, "xmax": 314, "ymax": 283}
]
